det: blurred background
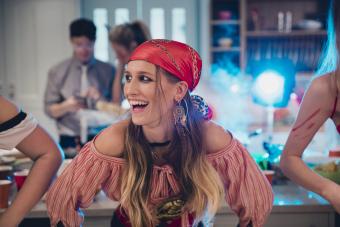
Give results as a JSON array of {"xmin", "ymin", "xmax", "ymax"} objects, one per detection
[
  {"xmin": 0, "ymin": 0, "xmax": 339, "ymax": 226},
  {"xmin": 0, "ymin": 0, "xmax": 335, "ymax": 158}
]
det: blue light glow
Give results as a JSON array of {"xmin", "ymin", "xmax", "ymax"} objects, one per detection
[
  {"xmin": 230, "ymin": 84, "xmax": 240, "ymax": 93},
  {"xmin": 252, "ymin": 70, "xmax": 284, "ymax": 106}
]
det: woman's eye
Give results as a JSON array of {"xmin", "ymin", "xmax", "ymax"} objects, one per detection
[
  {"xmin": 140, "ymin": 75, "xmax": 152, "ymax": 82},
  {"xmin": 125, "ymin": 75, "xmax": 132, "ymax": 82}
]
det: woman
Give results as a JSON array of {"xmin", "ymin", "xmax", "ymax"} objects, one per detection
[
  {"xmin": 0, "ymin": 96, "xmax": 63, "ymax": 227},
  {"xmin": 280, "ymin": 0, "xmax": 340, "ymax": 214},
  {"xmin": 109, "ymin": 20, "xmax": 151, "ymax": 104},
  {"xmin": 46, "ymin": 40, "xmax": 273, "ymax": 227}
]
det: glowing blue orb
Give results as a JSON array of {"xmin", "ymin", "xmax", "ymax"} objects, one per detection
[
  {"xmin": 252, "ymin": 70, "xmax": 284, "ymax": 106},
  {"xmin": 230, "ymin": 84, "xmax": 240, "ymax": 93}
]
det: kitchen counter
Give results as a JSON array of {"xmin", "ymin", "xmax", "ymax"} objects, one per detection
[{"xmin": 3, "ymin": 182, "xmax": 338, "ymax": 227}]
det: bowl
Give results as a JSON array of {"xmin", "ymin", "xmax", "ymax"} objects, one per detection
[
  {"xmin": 314, "ymin": 161, "xmax": 340, "ymax": 184},
  {"xmin": 218, "ymin": 38, "xmax": 233, "ymax": 48},
  {"xmin": 296, "ymin": 19, "xmax": 322, "ymax": 31},
  {"xmin": 314, "ymin": 169, "xmax": 340, "ymax": 184}
]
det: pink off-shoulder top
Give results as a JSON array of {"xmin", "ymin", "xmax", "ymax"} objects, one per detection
[{"xmin": 46, "ymin": 137, "xmax": 273, "ymax": 227}]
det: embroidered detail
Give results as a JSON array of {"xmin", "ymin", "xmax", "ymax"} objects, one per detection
[
  {"xmin": 150, "ymin": 40, "xmax": 184, "ymax": 78},
  {"xmin": 188, "ymin": 46, "xmax": 199, "ymax": 84},
  {"xmin": 156, "ymin": 197, "xmax": 185, "ymax": 221}
]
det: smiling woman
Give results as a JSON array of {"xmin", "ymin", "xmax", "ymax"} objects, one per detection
[
  {"xmin": 46, "ymin": 39, "xmax": 273, "ymax": 227},
  {"xmin": 124, "ymin": 60, "xmax": 186, "ymax": 129}
]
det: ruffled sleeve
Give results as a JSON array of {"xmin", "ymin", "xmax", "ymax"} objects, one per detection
[
  {"xmin": 46, "ymin": 141, "xmax": 125, "ymax": 227},
  {"xmin": 208, "ymin": 139, "xmax": 274, "ymax": 227}
]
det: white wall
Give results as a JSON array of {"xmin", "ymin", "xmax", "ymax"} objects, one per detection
[
  {"xmin": 0, "ymin": 0, "xmax": 5, "ymax": 96},
  {"xmin": 2, "ymin": 0, "xmax": 81, "ymax": 139}
]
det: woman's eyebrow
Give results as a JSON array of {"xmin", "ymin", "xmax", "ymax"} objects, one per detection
[
  {"xmin": 125, "ymin": 70, "xmax": 154, "ymax": 76},
  {"xmin": 135, "ymin": 70, "xmax": 154, "ymax": 75}
]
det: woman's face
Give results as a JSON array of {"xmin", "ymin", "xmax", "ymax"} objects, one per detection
[
  {"xmin": 111, "ymin": 43, "xmax": 131, "ymax": 65},
  {"xmin": 124, "ymin": 60, "xmax": 177, "ymax": 127}
]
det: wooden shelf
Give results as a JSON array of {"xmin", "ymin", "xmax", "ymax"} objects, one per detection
[
  {"xmin": 210, "ymin": 0, "xmax": 327, "ymax": 73},
  {"xmin": 211, "ymin": 20, "xmax": 240, "ymax": 25},
  {"xmin": 246, "ymin": 30, "xmax": 327, "ymax": 37},
  {"xmin": 211, "ymin": 46, "xmax": 241, "ymax": 52}
]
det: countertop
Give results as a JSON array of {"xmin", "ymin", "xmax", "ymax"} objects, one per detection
[{"xmin": 6, "ymin": 181, "xmax": 333, "ymax": 218}]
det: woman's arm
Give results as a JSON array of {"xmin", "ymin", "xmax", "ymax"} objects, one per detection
[
  {"xmin": 0, "ymin": 126, "xmax": 63, "ymax": 227},
  {"xmin": 46, "ymin": 121, "xmax": 127, "ymax": 227},
  {"xmin": 205, "ymin": 121, "xmax": 273, "ymax": 227},
  {"xmin": 0, "ymin": 97, "xmax": 63, "ymax": 226},
  {"xmin": 280, "ymin": 75, "xmax": 340, "ymax": 213}
]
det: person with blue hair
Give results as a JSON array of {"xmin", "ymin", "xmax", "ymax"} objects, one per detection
[{"xmin": 281, "ymin": 0, "xmax": 340, "ymax": 214}]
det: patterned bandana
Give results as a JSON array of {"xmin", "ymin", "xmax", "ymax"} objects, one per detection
[{"xmin": 129, "ymin": 39, "xmax": 202, "ymax": 91}]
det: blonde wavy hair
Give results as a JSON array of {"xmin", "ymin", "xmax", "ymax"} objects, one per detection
[{"xmin": 119, "ymin": 67, "xmax": 225, "ymax": 226}]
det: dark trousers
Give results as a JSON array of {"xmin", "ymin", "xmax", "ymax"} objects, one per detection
[
  {"xmin": 59, "ymin": 134, "xmax": 96, "ymax": 148},
  {"xmin": 59, "ymin": 134, "xmax": 95, "ymax": 158}
]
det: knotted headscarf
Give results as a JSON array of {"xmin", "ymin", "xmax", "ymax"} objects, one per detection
[
  {"xmin": 129, "ymin": 39, "xmax": 212, "ymax": 120},
  {"xmin": 129, "ymin": 39, "xmax": 201, "ymax": 91}
]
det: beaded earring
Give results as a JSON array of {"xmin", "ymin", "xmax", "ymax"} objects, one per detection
[{"xmin": 173, "ymin": 99, "xmax": 188, "ymax": 128}]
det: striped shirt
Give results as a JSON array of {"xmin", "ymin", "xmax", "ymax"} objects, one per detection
[{"xmin": 46, "ymin": 137, "xmax": 273, "ymax": 227}]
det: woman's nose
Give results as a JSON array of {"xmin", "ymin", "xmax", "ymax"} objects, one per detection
[{"xmin": 124, "ymin": 78, "xmax": 139, "ymax": 96}]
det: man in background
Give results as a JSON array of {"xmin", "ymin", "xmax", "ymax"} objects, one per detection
[{"xmin": 44, "ymin": 18, "xmax": 115, "ymax": 157}]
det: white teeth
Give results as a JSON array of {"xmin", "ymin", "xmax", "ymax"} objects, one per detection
[{"xmin": 129, "ymin": 100, "xmax": 148, "ymax": 106}]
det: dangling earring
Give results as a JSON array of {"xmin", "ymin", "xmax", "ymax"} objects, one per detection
[{"xmin": 173, "ymin": 99, "xmax": 187, "ymax": 127}]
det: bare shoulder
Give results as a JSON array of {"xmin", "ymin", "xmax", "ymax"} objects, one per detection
[
  {"xmin": 202, "ymin": 120, "xmax": 232, "ymax": 154},
  {"xmin": 94, "ymin": 118, "xmax": 129, "ymax": 157},
  {"xmin": 0, "ymin": 96, "xmax": 19, "ymax": 124},
  {"xmin": 308, "ymin": 73, "xmax": 334, "ymax": 98}
]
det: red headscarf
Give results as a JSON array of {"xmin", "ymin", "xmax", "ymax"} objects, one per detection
[{"xmin": 129, "ymin": 39, "xmax": 202, "ymax": 91}]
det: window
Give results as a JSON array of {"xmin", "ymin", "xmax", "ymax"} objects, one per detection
[
  {"xmin": 93, "ymin": 8, "xmax": 109, "ymax": 61},
  {"xmin": 115, "ymin": 8, "xmax": 129, "ymax": 25},
  {"xmin": 172, "ymin": 8, "xmax": 186, "ymax": 43},
  {"xmin": 150, "ymin": 8, "xmax": 165, "ymax": 38}
]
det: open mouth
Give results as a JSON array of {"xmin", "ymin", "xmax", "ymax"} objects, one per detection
[{"xmin": 129, "ymin": 100, "xmax": 149, "ymax": 112}]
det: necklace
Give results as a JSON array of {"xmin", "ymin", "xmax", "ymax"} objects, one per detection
[
  {"xmin": 148, "ymin": 140, "xmax": 171, "ymax": 147},
  {"xmin": 149, "ymin": 141, "xmax": 171, "ymax": 160}
]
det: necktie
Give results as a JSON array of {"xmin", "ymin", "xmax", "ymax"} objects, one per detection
[
  {"xmin": 80, "ymin": 65, "xmax": 88, "ymax": 144},
  {"xmin": 80, "ymin": 65, "xmax": 88, "ymax": 95}
]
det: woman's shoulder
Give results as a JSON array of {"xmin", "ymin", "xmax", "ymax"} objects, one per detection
[
  {"xmin": 309, "ymin": 73, "xmax": 335, "ymax": 96},
  {"xmin": 202, "ymin": 120, "xmax": 232, "ymax": 154},
  {"xmin": 93, "ymin": 119, "xmax": 129, "ymax": 157}
]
